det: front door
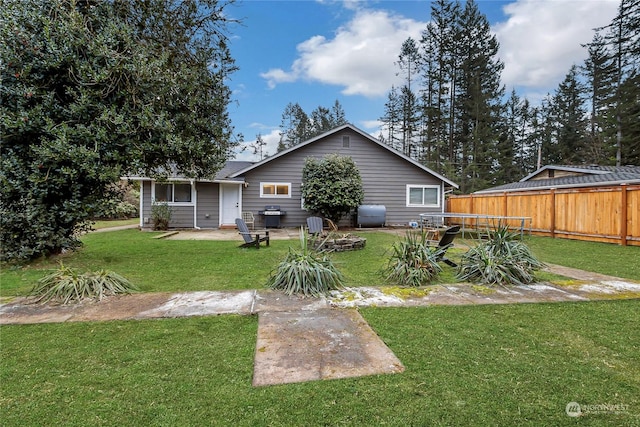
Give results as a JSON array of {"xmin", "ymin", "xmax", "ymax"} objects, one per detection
[{"xmin": 220, "ymin": 184, "xmax": 241, "ymax": 227}]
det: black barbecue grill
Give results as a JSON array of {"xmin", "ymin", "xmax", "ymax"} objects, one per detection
[{"xmin": 258, "ymin": 205, "xmax": 286, "ymax": 228}]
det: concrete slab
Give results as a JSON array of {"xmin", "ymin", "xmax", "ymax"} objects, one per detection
[
  {"xmin": 252, "ymin": 308, "xmax": 404, "ymax": 387},
  {"xmin": 136, "ymin": 290, "xmax": 256, "ymax": 318},
  {"xmin": 253, "ymin": 290, "xmax": 329, "ymax": 312},
  {"xmin": 0, "ymin": 300, "xmax": 76, "ymax": 324},
  {"xmin": 554, "ymin": 280, "xmax": 640, "ymax": 300}
]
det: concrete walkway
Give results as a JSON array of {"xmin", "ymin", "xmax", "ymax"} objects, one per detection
[{"xmin": 2, "ymin": 266, "xmax": 639, "ymax": 387}]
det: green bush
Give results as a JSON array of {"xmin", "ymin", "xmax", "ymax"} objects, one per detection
[
  {"xmin": 301, "ymin": 154, "xmax": 364, "ymax": 225},
  {"xmin": 266, "ymin": 229, "xmax": 344, "ymax": 297},
  {"xmin": 383, "ymin": 231, "xmax": 443, "ymax": 286},
  {"xmin": 30, "ymin": 264, "xmax": 138, "ymax": 304},
  {"xmin": 151, "ymin": 202, "xmax": 172, "ymax": 230},
  {"xmin": 456, "ymin": 225, "xmax": 545, "ymax": 286}
]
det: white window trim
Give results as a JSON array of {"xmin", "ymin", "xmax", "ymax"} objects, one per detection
[
  {"xmin": 151, "ymin": 181, "xmax": 195, "ymax": 206},
  {"xmin": 260, "ymin": 182, "xmax": 292, "ymax": 198},
  {"xmin": 406, "ymin": 184, "xmax": 440, "ymax": 208}
]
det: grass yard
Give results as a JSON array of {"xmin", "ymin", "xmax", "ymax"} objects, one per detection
[
  {"xmin": 1, "ymin": 301, "xmax": 638, "ymax": 426},
  {"xmin": 526, "ymin": 235, "xmax": 640, "ymax": 280},
  {"xmin": 2, "ymin": 229, "xmax": 639, "ymax": 298},
  {"xmin": 0, "ymin": 230, "xmax": 402, "ymax": 296}
]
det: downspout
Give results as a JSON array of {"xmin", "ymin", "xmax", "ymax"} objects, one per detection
[
  {"xmin": 192, "ymin": 180, "xmax": 201, "ymax": 230},
  {"xmin": 139, "ymin": 180, "xmax": 144, "ymax": 228}
]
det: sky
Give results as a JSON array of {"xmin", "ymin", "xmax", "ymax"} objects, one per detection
[{"xmin": 226, "ymin": 0, "xmax": 620, "ymax": 161}]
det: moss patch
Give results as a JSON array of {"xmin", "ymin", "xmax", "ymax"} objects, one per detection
[
  {"xmin": 550, "ymin": 279, "xmax": 590, "ymax": 287},
  {"xmin": 470, "ymin": 285, "xmax": 496, "ymax": 295},
  {"xmin": 380, "ymin": 286, "xmax": 432, "ymax": 300}
]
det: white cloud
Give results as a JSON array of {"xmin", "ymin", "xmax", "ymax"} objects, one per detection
[
  {"xmin": 260, "ymin": 9, "xmax": 423, "ymax": 97},
  {"xmin": 494, "ymin": 0, "xmax": 619, "ymax": 90},
  {"xmin": 260, "ymin": 68, "xmax": 298, "ymax": 89}
]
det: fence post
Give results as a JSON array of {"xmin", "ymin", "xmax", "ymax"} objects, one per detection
[
  {"xmin": 550, "ymin": 188, "xmax": 556, "ymax": 238},
  {"xmin": 621, "ymin": 184, "xmax": 628, "ymax": 246},
  {"xmin": 503, "ymin": 191, "xmax": 508, "ymax": 217}
]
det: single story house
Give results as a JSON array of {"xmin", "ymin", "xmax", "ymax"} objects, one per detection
[
  {"xmin": 473, "ymin": 164, "xmax": 640, "ymax": 194},
  {"xmin": 128, "ymin": 124, "xmax": 459, "ymax": 229}
]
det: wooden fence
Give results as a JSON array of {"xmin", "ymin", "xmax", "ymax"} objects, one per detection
[{"xmin": 448, "ymin": 184, "xmax": 640, "ymax": 246}]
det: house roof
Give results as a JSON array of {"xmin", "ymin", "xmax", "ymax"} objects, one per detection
[
  {"xmin": 228, "ymin": 123, "xmax": 459, "ymax": 188},
  {"xmin": 475, "ymin": 165, "xmax": 640, "ymax": 194},
  {"xmin": 124, "ymin": 161, "xmax": 253, "ymax": 183}
]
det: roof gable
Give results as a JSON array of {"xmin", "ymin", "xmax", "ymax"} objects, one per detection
[{"xmin": 228, "ymin": 124, "xmax": 458, "ymax": 188}]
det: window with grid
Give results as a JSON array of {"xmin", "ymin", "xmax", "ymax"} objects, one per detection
[
  {"xmin": 406, "ymin": 185, "xmax": 440, "ymax": 207},
  {"xmin": 154, "ymin": 183, "xmax": 192, "ymax": 203}
]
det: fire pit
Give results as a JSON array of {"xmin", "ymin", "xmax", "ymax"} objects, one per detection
[{"xmin": 313, "ymin": 234, "xmax": 366, "ymax": 252}]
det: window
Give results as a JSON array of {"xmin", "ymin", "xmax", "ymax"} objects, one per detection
[
  {"xmin": 406, "ymin": 185, "xmax": 440, "ymax": 207},
  {"xmin": 260, "ymin": 182, "xmax": 291, "ymax": 198},
  {"xmin": 342, "ymin": 136, "xmax": 350, "ymax": 148},
  {"xmin": 154, "ymin": 182, "xmax": 192, "ymax": 204}
]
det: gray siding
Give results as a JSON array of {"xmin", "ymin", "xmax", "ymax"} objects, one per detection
[
  {"xmin": 241, "ymin": 128, "xmax": 444, "ymax": 228},
  {"xmin": 141, "ymin": 181, "xmax": 152, "ymax": 228},
  {"xmin": 195, "ymin": 182, "xmax": 219, "ymax": 228},
  {"xmin": 139, "ymin": 180, "xmax": 195, "ymax": 228}
]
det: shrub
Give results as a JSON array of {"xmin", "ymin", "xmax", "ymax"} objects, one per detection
[
  {"xmin": 301, "ymin": 154, "xmax": 364, "ymax": 225},
  {"xmin": 456, "ymin": 224, "xmax": 545, "ymax": 286},
  {"xmin": 266, "ymin": 228, "xmax": 344, "ymax": 297},
  {"xmin": 151, "ymin": 202, "xmax": 172, "ymax": 230},
  {"xmin": 30, "ymin": 264, "xmax": 138, "ymax": 304},
  {"xmin": 383, "ymin": 231, "xmax": 443, "ymax": 287}
]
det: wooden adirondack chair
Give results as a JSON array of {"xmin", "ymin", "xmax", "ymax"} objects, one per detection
[
  {"xmin": 428, "ymin": 225, "xmax": 460, "ymax": 267},
  {"xmin": 306, "ymin": 216, "xmax": 325, "ymax": 236},
  {"xmin": 235, "ymin": 218, "xmax": 269, "ymax": 248}
]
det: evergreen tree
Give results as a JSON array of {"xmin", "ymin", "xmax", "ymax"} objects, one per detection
[
  {"xmin": 421, "ymin": 0, "xmax": 460, "ymax": 175},
  {"xmin": 454, "ymin": 0, "xmax": 504, "ymax": 192},
  {"xmin": 582, "ymin": 32, "xmax": 618, "ymax": 163},
  {"xmin": 379, "ymin": 86, "xmax": 402, "ymax": 151},
  {"xmin": 599, "ymin": 0, "xmax": 640, "ymax": 165},
  {"xmin": 547, "ymin": 66, "xmax": 589, "ymax": 164},
  {"xmin": 279, "ymin": 102, "xmax": 311, "ymax": 150},
  {"xmin": 0, "ymin": 0, "xmax": 237, "ymax": 261},
  {"xmin": 396, "ymin": 37, "xmax": 421, "ymax": 156}
]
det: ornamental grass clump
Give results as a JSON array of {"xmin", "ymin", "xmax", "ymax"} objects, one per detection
[
  {"xmin": 266, "ymin": 228, "xmax": 344, "ymax": 297},
  {"xmin": 383, "ymin": 231, "xmax": 443, "ymax": 287},
  {"xmin": 30, "ymin": 264, "xmax": 138, "ymax": 304},
  {"xmin": 456, "ymin": 224, "xmax": 545, "ymax": 286}
]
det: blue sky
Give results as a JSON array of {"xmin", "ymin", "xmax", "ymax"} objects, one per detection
[{"xmin": 226, "ymin": 0, "xmax": 620, "ymax": 161}]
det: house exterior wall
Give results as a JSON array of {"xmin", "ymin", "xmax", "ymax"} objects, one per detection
[
  {"xmin": 195, "ymin": 182, "xmax": 219, "ymax": 228},
  {"xmin": 241, "ymin": 128, "xmax": 445, "ymax": 228},
  {"xmin": 139, "ymin": 180, "xmax": 195, "ymax": 228}
]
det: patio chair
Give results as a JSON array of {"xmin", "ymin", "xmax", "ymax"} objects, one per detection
[
  {"xmin": 235, "ymin": 218, "xmax": 269, "ymax": 249},
  {"xmin": 242, "ymin": 211, "xmax": 255, "ymax": 230},
  {"xmin": 306, "ymin": 216, "xmax": 325, "ymax": 236},
  {"xmin": 428, "ymin": 225, "xmax": 461, "ymax": 267}
]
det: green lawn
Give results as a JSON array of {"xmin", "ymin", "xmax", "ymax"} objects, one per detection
[
  {"xmin": 2, "ymin": 230, "xmax": 640, "ymax": 425},
  {"xmin": 2, "ymin": 230, "xmax": 639, "ymax": 298},
  {"xmin": 1, "ymin": 301, "xmax": 638, "ymax": 426},
  {"xmin": 0, "ymin": 230, "xmax": 401, "ymax": 296}
]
